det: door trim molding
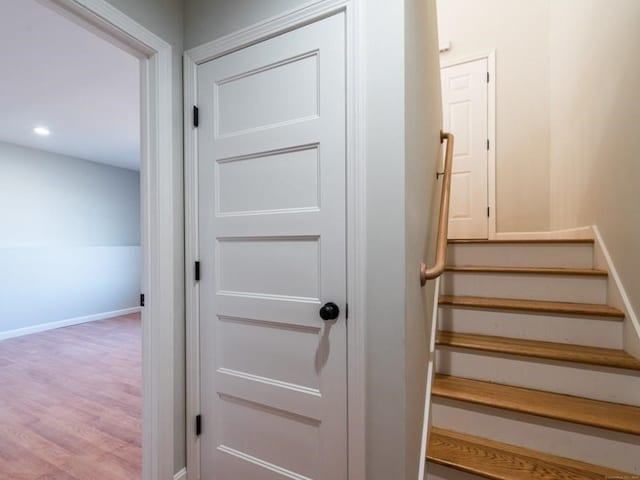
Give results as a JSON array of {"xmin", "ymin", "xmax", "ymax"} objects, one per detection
[
  {"xmin": 441, "ymin": 49, "xmax": 497, "ymax": 239},
  {"xmin": 184, "ymin": 1, "xmax": 365, "ymax": 478},
  {"xmin": 43, "ymin": 1, "xmax": 177, "ymax": 478}
]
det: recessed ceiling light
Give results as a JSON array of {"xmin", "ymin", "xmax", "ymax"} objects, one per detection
[{"xmin": 33, "ymin": 126, "xmax": 50, "ymax": 136}]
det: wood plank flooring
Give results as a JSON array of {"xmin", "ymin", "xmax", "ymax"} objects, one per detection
[
  {"xmin": 444, "ymin": 266, "xmax": 608, "ymax": 276},
  {"xmin": 448, "ymin": 239, "xmax": 595, "ymax": 244},
  {"xmin": 0, "ymin": 314, "xmax": 141, "ymax": 480},
  {"xmin": 433, "ymin": 375, "xmax": 640, "ymax": 435},
  {"xmin": 428, "ymin": 428, "xmax": 626, "ymax": 480},
  {"xmin": 436, "ymin": 331, "xmax": 640, "ymax": 370},
  {"xmin": 438, "ymin": 295, "xmax": 626, "ymax": 318}
]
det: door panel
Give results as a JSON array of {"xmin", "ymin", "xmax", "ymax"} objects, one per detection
[
  {"xmin": 216, "ymin": 146, "xmax": 320, "ymax": 215},
  {"xmin": 215, "ymin": 52, "xmax": 319, "ymax": 136},
  {"xmin": 197, "ymin": 12, "xmax": 347, "ymax": 480},
  {"xmin": 441, "ymin": 58, "xmax": 489, "ymax": 239}
]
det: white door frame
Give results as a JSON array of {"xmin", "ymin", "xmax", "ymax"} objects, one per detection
[
  {"xmin": 441, "ymin": 50, "xmax": 496, "ymax": 239},
  {"xmin": 42, "ymin": 1, "xmax": 177, "ymax": 478},
  {"xmin": 184, "ymin": 1, "xmax": 366, "ymax": 479}
]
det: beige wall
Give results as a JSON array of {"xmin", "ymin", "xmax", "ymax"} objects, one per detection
[
  {"xmin": 438, "ymin": 0, "xmax": 640, "ymax": 338},
  {"xmin": 549, "ymin": 0, "xmax": 640, "ymax": 316},
  {"xmin": 437, "ymin": 0, "xmax": 551, "ymax": 232},
  {"xmin": 404, "ymin": 0, "xmax": 442, "ymax": 477}
]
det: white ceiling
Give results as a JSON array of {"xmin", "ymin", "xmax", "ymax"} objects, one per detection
[{"xmin": 0, "ymin": 0, "xmax": 140, "ymax": 170}]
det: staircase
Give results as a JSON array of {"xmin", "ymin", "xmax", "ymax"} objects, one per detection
[{"xmin": 426, "ymin": 239, "xmax": 640, "ymax": 480}]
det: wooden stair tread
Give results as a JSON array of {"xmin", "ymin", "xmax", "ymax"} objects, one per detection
[
  {"xmin": 445, "ymin": 266, "xmax": 608, "ymax": 276},
  {"xmin": 448, "ymin": 239, "xmax": 594, "ymax": 244},
  {"xmin": 432, "ymin": 375, "xmax": 640, "ymax": 435},
  {"xmin": 428, "ymin": 427, "xmax": 627, "ymax": 480},
  {"xmin": 439, "ymin": 295, "xmax": 625, "ymax": 319},
  {"xmin": 436, "ymin": 331, "xmax": 640, "ymax": 370}
]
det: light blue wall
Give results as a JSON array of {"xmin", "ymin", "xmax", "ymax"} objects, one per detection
[{"xmin": 0, "ymin": 141, "xmax": 140, "ymax": 333}]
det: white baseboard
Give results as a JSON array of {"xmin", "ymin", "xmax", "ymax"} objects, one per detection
[
  {"xmin": 174, "ymin": 468, "xmax": 187, "ymax": 480},
  {"xmin": 592, "ymin": 225, "xmax": 640, "ymax": 361},
  {"xmin": 0, "ymin": 307, "xmax": 142, "ymax": 341},
  {"xmin": 494, "ymin": 226, "xmax": 594, "ymax": 240}
]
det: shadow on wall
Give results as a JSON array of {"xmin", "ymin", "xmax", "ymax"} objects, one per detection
[{"xmin": 548, "ymin": 0, "xmax": 640, "ymax": 316}]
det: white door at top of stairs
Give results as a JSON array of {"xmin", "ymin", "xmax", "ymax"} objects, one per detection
[
  {"xmin": 196, "ymin": 12, "xmax": 348, "ymax": 480},
  {"xmin": 441, "ymin": 58, "xmax": 489, "ymax": 240}
]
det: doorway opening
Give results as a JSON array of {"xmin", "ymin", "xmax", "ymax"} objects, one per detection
[
  {"xmin": 0, "ymin": 0, "xmax": 177, "ymax": 478},
  {"xmin": 0, "ymin": 1, "xmax": 142, "ymax": 477}
]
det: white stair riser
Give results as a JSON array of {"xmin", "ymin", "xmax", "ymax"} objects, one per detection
[
  {"xmin": 448, "ymin": 243, "xmax": 594, "ymax": 268},
  {"xmin": 427, "ymin": 463, "xmax": 485, "ymax": 480},
  {"xmin": 432, "ymin": 399, "xmax": 640, "ymax": 473},
  {"xmin": 442, "ymin": 272, "xmax": 607, "ymax": 304},
  {"xmin": 439, "ymin": 307, "xmax": 623, "ymax": 349},
  {"xmin": 436, "ymin": 348, "xmax": 640, "ymax": 405}
]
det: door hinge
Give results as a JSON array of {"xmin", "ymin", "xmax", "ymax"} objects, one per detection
[
  {"xmin": 487, "ymin": 139, "xmax": 490, "ymax": 150},
  {"xmin": 140, "ymin": 293, "xmax": 145, "ymax": 307},
  {"xmin": 195, "ymin": 261, "xmax": 201, "ymax": 282},
  {"xmin": 487, "ymin": 206, "xmax": 491, "ymax": 218},
  {"xmin": 345, "ymin": 302, "xmax": 349, "ymax": 319},
  {"xmin": 193, "ymin": 105, "xmax": 199, "ymax": 128},
  {"xmin": 487, "ymin": 72, "xmax": 490, "ymax": 83},
  {"xmin": 196, "ymin": 414, "xmax": 202, "ymax": 436}
]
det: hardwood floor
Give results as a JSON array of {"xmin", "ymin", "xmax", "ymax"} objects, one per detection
[
  {"xmin": 0, "ymin": 314, "xmax": 141, "ymax": 480},
  {"xmin": 428, "ymin": 427, "xmax": 626, "ymax": 480},
  {"xmin": 432, "ymin": 374, "xmax": 640, "ymax": 435},
  {"xmin": 436, "ymin": 331, "xmax": 640, "ymax": 370}
]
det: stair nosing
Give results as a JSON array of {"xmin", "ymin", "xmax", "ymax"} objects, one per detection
[
  {"xmin": 428, "ymin": 427, "xmax": 628, "ymax": 480},
  {"xmin": 444, "ymin": 266, "xmax": 608, "ymax": 276},
  {"xmin": 438, "ymin": 295, "xmax": 625, "ymax": 319},
  {"xmin": 432, "ymin": 375, "xmax": 640, "ymax": 435},
  {"xmin": 436, "ymin": 331, "xmax": 640, "ymax": 370},
  {"xmin": 448, "ymin": 238, "xmax": 594, "ymax": 244}
]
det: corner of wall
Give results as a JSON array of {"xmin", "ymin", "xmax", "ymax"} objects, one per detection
[
  {"xmin": 592, "ymin": 225, "xmax": 640, "ymax": 360},
  {"xmin": 404, "ymin": 0, "xmax": 442, "ymax": 477}
]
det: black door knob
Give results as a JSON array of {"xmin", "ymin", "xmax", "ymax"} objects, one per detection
[{"xmin": 319, "ymin": 302, "xmax": 340, "ymax": 321}]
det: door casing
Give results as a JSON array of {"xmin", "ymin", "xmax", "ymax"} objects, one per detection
[
  {"xmin": 440, "ymin": 50, "xmax": 496, "ymax": 239},
  {"xmin": 183, "ymin": 1, "xmax": 366, "ymax": 479}
]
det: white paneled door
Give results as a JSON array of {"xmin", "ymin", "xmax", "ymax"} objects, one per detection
[
  {"xmin": 441, "ymin": 58, "xmax": 489, "ymax": 239},
  {"xmin": 197, "ymin": 13, "xmax": 347, "ymax": 480}
]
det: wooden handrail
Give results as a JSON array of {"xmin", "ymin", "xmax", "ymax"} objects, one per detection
[{"xmin": 420, "ymin": 131, "xmax": 454, "ymax": 286}]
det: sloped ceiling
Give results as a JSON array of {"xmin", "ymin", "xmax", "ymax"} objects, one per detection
[{"xmin": 0, "ymin": 0, "xmax": 140, "ymax": 170}]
